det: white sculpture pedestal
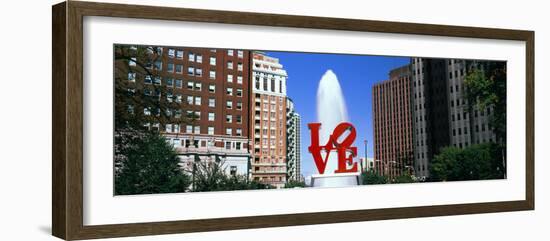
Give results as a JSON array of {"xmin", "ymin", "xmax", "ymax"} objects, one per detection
[{"xmin": 310, "ymin": 172, "xmax": 362, "ymax": 188}]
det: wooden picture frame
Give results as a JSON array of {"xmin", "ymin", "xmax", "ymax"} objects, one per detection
[{"xmin": 52, "ymin": 1, "xmax": 534, "ymax": 240}]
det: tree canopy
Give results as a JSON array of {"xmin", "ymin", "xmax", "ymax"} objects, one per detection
[
  {"xmin": 464, "ymin": 62, "xmax": 507, "ymax": 143},
  {"xmin": 430, "ymin": 143, "xmax": 505, "ymax": 182},
  {"xmin": 115, "ymin": 132, "xmax": 191, "ymax": 195}
]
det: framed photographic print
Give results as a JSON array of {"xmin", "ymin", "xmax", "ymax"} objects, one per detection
[{"xmin": 52, "ymin": 1, "xmax": 534, "ymax": 240}]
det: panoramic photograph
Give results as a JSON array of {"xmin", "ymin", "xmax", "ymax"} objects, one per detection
[{"xmin": 113, "ymin": 44, "xmax": 507, "ymax": 195}]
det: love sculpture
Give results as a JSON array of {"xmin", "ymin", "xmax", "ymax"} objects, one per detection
[{"xmin": 308, "ymin": 122, "xmax": 359, "ymax": 175}]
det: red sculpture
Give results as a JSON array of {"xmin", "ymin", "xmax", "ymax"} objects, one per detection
[{"xmin": 308, "ymin": 122, "xmax": 358, "ymax": 174}]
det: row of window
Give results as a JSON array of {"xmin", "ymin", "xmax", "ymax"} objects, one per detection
[
  {"xmin": 164, "ymin": 48, "xmax": 244, "ymax": 60},
  {"xmin": 253, "ymin": 176, "xmax": 285, "ymax": 183},
  {"xmin": 170, "ymin": 138, "xmax": 245, "ymax": 152},
  {"xmin": 254, "ymin": 76, "xmax": 285, "ymax": 94},
  {"xmin": 165, "ymin": 124, "xmax": 243, "ymax": 136},
  {"xmin": 133, "ymin": 87, "xmax": 245, "ymax": 110},
  {"xmin": 130, "ymin": 72, "xmax": 245, "ymax": 85}
]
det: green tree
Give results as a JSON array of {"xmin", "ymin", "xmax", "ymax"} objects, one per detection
[
  {"xmin": 430, "ymin": 143, "xmax": 505, "ymax": 182},
  {"xmin": 361, "ymin": 170, "xmax": 388, "ymax": 185},
  {"xmin": 284, "ymin": 180, "xmax": 307, "ymax": 188},
  {"xmin": 464, "ymin": 62, "xmax": 507, "ymax": 143},
  {"xmin": 191, "ymin": 160, "xmax": 273, "ymax": 192},
  {"xmin": 115, "ymin": 132, "xmax": 191, "ymax": 195},
  {"xmin": 113, "ymin": 45, "xmax": 196, "ymax": 195},
  {"xmin": 393, "ymin": 174, "xmax": 416, "ymax": 184},
  {"xmin": 114, "ymin": 45, "xmax": 194, "ymax": 133}
]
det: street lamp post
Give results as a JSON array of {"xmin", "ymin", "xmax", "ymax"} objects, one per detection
[{"xmin": 364, "ymin": 140, "xmax": 368, "ymax": 172}]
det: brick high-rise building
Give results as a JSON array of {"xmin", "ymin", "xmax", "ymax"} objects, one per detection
[
  {"xmin": 372, "ymin": 65, "xmax": 414, "ymax": 180},
  {"xmin": 123, "ymin": 45, "xmax": 252, "ymax": 178},
  {"xmin": 250, "ymin": 52, "xmax": 288, "ymax": 188}
]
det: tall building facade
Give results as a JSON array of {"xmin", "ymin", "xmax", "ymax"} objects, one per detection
[
  {"xmin": 128, "ymin": 46, "xmax": 252, "ymax": 177},
  {"xmin": 411, "ymin": 58, "xmax": 497, "ymax": 178},
  {"xmin": 286, "ymin": 98, "xmax": 302, "ymax": 181},
  {"xmin": 372, "ymin": 65, "xmax": 414, "ymax": 180},
  {"xmin": 250, "ymin": 52, "xmax": 289, "ymax": 188}
]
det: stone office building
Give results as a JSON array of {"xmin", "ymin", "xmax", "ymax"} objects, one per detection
[
  {"xmin": 250, "ymin": 52, "xmax": 289, "ymax": 188},
  {"xmin": 410, "ymin": 58, "xmax": 498, "ymax": 178}
]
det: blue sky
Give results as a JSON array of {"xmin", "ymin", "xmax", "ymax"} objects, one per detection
[{"xmin": 264, "ymin": 51, "xmax": 410, "ymax": 178}]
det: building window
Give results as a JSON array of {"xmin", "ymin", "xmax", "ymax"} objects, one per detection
[
  {"xmin": 129, "ymin": 57, "xmax": 137, "ymax": 66},
  {"xmin": 227, "ymin": 74, "xmax": 233, "ymax": 83},
  {"xmin": 187, "ymin": 96, "xmax": 193, "ymax": 105},
  {"xmin": 187, "ymin": 81, "xmax": 194, "ymax": 90},
  {"xmin": 226, "ymin": 115, "xmax": 232, "ymax": 123},
  {"xmin": 168, "ymin": 49, "xmax": 175, "ymax": 58},
  {"xmin": 188, "ymin": 67, "xmax": 194, "ymax": 76},
  {"xmin": 208, "ymin": 98, "xmax": 215, "ymax": 107},
  {"xmin": 226, "ymin": 100, "xmax": 233, "ymax": 109},
  {"xmin": 127, "ymin": 72, "xmax": 136, "ymax": 82},
  {"xmin": 188, "ymin": 52, "xmax": 195, "ymax": 62},
  {"xmin": 227, "ymin": 49, "xmax": 234, "ymax": 56},
  {"xmin": 194, "ymin": 126, "xmax": 200, "ymax": 134},
  {"xmin": 196, "ymin": 68, "xmax": 203, "ymax": 77},
  {"xmin": 236, "ymin": 88, "xmax": 243, "ymax": 97},
  {"xmin": 167, "ymin": 63, "xmax": 174, "ymax": 73},
  {"xmin": 195, "ymin": 83, "xmax": 202, "ymax": 91},
  {"xmin": 209, "ymin": 70, "xmax": 216, "ymax": 79},
  {"xmin": 236, "ymin": 115, "xmax": 242, "ymax": 123},
  {"xmin": 227, "ymin": 87, "xmax": 233, "ymax": 96},
  {"xmin": 237, "ymin": 50, "xmax": 243, "ymax": 58},
  {"xmin": 237, "ymin": 76, "xmax": 243, "ymax": 84},
  {"xmin": 176, "ymin": 50, "xmax": 184, "ymax": 59},
  {"xmin": 195, "ymin": 96, "xmax": 201, "ymax": 106},
  {"xmin": 186, "ymin": 125, "xmax": 193, "ymax": 133},
  {"xmin": 207, "ymin": 126, "xmax": 215, "ymax": 135},
  {"xmin": 153, "ymin": 77, "xmax": 161, "ymax": 85},
  {"xmin": 237, "ymin": 63, "xmax": 243, "ymax": 71},
  {"xmin": 236, "ymin": 128, "xmax": 242, "ymax": 136},
  {"xmin": 210, "ymin": 57, "xmax": 216, "ymax": 66},
  {"xmin": 209, "ymin": 85, "xmax": 215, "ymax": 93},
  {"xmin": 208, "ymin": 112, "xmax": 215, "ymax": 121},
  {"xmin": 175, "ymin": 79, "xmax": 183, "ymax": 88},
  {"xmin": 175, "ymin": 64, "xmax": 183, "ymax": 73},
  {"xmin": 196, "ymin": 55, "xmax": 203, "ymax": 63},
  {"xmin": 166, "ymin": 78, "xmax": 173, "ymax": 87},
  {"xmin": 154, "ymin": 61, "xmax": 162, "ymax": 70},
  {"xmin": 226, "ymin": 128, "xmax": 232, "ymax": 135},
  {"xmin": 235, "ymin": 101, "xmax": 242, "ymax": 111}
]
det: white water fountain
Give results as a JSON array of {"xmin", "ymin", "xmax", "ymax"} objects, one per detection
[{"xmin": 310, "ymin": 70, "xmax": 362, "ymax": 188}]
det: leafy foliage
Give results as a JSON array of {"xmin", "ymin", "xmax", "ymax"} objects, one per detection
[
  {"xmin": 392, "ymin": 174, "xmax": 416, "ymax": 184},
  {"xmin": 361, "ymin": 170, "xmax": 388, "ymax": 185},
  {"xmin": 464, "ymin": 62, "xmax": 507, "ymax": 142},
  {"xmin": 114, "ymin": 45, "xmax": 194, "ymax": 132},
  {"xmin": 115, "ymin": 132, "xmax": 191, "ymax": 195},
  {"xmin": 113, "ymin": 45, "xmax": 199, "ymax": 195},
  {"xmin": 430, "ymin": 143, "xmax": 505, "ymax": 182},
  {"xmin": 284, "ymin": 180, "xmax": 307, "ymax": 188},
  {"xmin": 191, "ymin": 160, "xmax": 274, "ymax": 192}
]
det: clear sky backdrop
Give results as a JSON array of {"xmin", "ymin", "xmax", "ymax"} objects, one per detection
[{"xmin": 264, "ymin": 51, "xmax": 410, "ymax": 178}]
